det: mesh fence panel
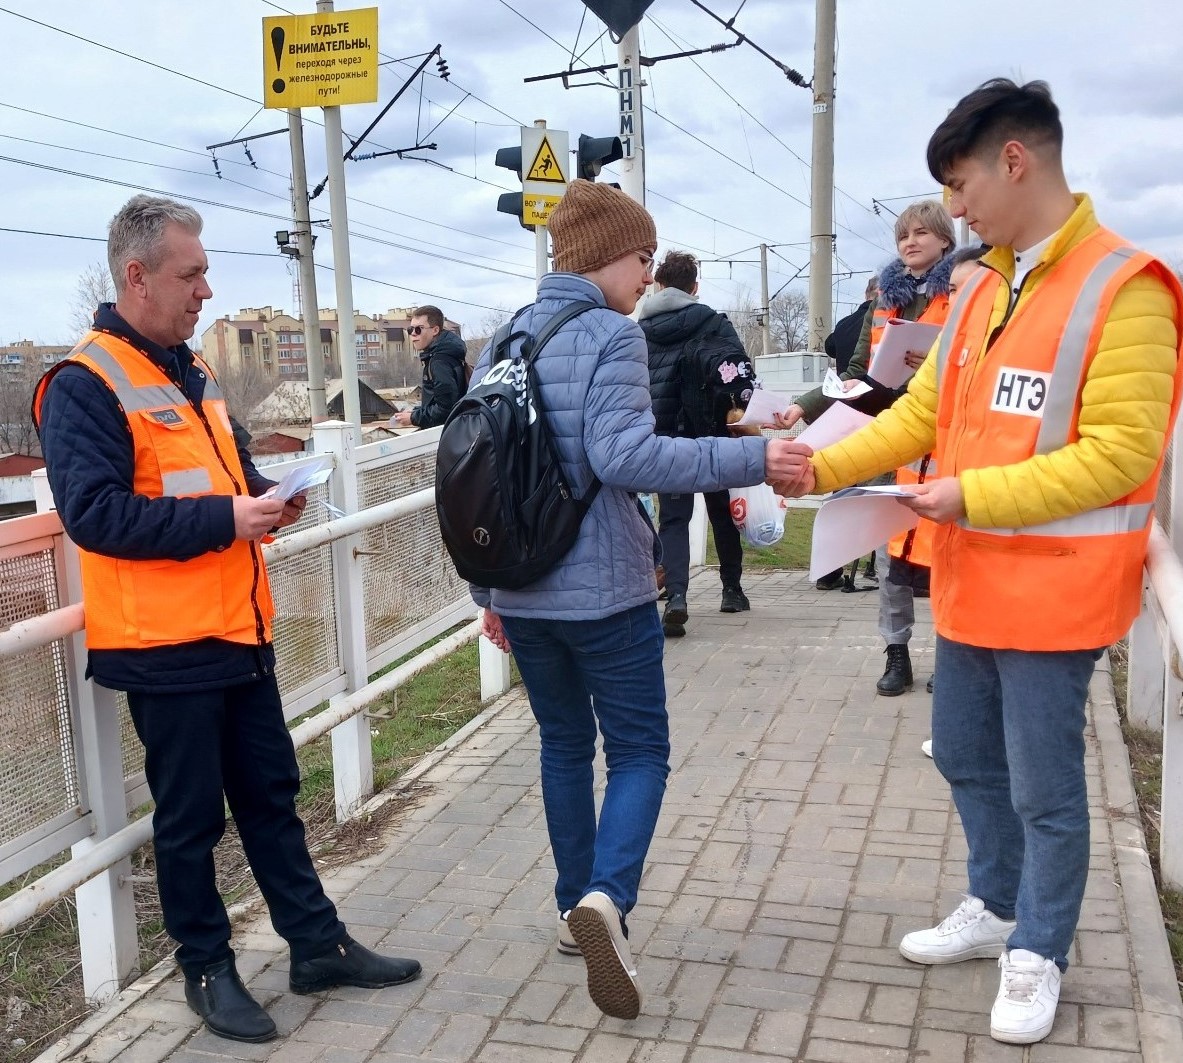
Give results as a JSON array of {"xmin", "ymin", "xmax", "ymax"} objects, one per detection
[
  {"xmin": 0, "ymin": 548, "xmax": 78, "ymax": 846},
  {"xmin": 1159, "ymin": 436, "xmax": 1174, "ymax": 538},
  {"xmin": 270, "ymin": 480, "xmax": 340, "ymax": 696},
  {"xmin": 358, "ymin": 452, "xmax": 467, "ymax": 652}
]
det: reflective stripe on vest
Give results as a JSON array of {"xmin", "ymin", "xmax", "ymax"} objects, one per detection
[
  {"xmin": 934, "ymin": 269, "xmax": 992, "ymax": 383},
  {"xmin": 1035, "ymin": 246, "xmax": 1138, "ymax": 453},
  {"xmin": 161, "ymin": 468, "xmax": 215, "ymax": 496},
  {"xmin": 72, "ymin": 340, "xmax": 209, "ymax": 413},
  {"xmin": 960, "ymin": 501, "xmax": 1154, "ymax": 539}
]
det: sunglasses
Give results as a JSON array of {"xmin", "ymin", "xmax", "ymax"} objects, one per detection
[{"xmin": 408, "ymin": 325, "xmax": 428, "ymax": 336}]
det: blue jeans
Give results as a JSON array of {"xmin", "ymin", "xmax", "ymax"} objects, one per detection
[
  {"xmin": 500, "ymin": 603, "xmax": 671, "ymax": 917},
  {"xmin": 931, "ymin": 636, "xmax": 1103, "ymax": 970}
]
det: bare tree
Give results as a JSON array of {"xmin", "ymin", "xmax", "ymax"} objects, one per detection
[
  {"xmin": 214, "ymin": 360, "xmax": 276, "ymax": 431},
  {"xmin": 68, "ymin": 262, "xmax": 115, "ymax": 338},
  {"xmin": 0, "ymin": 360, "xmax": 44, "ymax": 455},
  {"xmin": 767, "ymin": 290, "xmax": 810, "ymax": 352},
  {"xmin": 464, "ymin": 310, "xmax": 513, "ymax": 362},
  {"xmin": 367, "ymin": 349, "xmax": 420, "ymax": 389},
  {"xmin": 720, "ymin": 289, "xmax": 765, "ymax": 358}
]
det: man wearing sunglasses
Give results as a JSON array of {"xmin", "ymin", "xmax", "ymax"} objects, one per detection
[{"xmin": 392, "ymin": 304, "xmax": 468, "ymax": 428}]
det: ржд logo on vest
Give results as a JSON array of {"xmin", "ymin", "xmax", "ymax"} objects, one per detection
[{"xmin": 990, "ymin": 367, "xmax": 1051, "ymax": 417}]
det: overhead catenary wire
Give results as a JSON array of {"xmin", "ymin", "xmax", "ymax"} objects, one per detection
[
  {"xmin": 1, "ymin": 224, "xmax": 512, "ymax": 314},
  {"xmin": 0, "ymin": 154, "xmax": 536, "ymax": 281}
]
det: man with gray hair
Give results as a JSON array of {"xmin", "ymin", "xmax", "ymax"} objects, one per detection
[{"xmin": 33, "ymin": 195, "xmax": 420, "ymax": 1045}]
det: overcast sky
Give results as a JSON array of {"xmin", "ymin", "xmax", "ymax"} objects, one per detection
[{"xmin": 2, "ymin": 0, "xmax": 1180, "ymax": 346}]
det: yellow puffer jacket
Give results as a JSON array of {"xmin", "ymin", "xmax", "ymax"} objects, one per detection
[{"xmin": 812, "ymin": 195, "xmax": 1181, "ymax": 528}]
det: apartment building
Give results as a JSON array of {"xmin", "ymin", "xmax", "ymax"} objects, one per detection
[{"xmin": 200, "ymin": 306, "xmax": 461, "ymax": 385}]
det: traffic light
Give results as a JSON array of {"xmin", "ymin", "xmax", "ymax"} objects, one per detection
[
  {"xmin": 576, "ymin": 134, "xmax": 623, "ymax": 181},
  {"xmin": 494, "ymin": 145, "xmax": 534, "ymax": 230}
]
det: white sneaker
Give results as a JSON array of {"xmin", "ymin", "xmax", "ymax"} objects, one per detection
[
  {"xmin": 921, "ymin": 739, "xmax": 933, "ymax": 758},
  {"xmin": 990, "ymin": 948, "xmax": 1061, "ymax": 1044},
  {"xmin": 566, "ymin": 891, "xmax": 642, "ymax": 1019},
  {"xmin": 556, "ymin": 910, "xmax": 580, "ymax": 955},
  {"xmin": 899, "ymin": 895, "xmax": 1015, "ymax": 964}
]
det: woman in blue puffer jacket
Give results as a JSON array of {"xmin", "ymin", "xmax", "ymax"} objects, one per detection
[{"xmin": 472, "ymin": 180, "xmax": 800, "ymax": 1021}]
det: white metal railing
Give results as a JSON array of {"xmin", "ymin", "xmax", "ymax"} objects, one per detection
[
  {"xmin": 0, "ymin": 421, "xmax": 512, "ymax": 1003},
  {"xmin": 1127, "ymin": 521, "xmax": 1183, "ymax": 889}
]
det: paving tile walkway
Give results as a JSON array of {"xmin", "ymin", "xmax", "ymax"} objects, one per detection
[{"xmin": 38, "ymin": 569, "xmax": 1183, "ymax": 1063}]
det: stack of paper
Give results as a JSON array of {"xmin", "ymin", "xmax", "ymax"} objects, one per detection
[{"xmin": 867, "ymin": 319, "xmax": 942, "ymax": 389}]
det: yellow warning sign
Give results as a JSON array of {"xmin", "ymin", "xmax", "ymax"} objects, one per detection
[
  {"xmin": 523, "ymin": 194, "xmax": 563, "ymax": 226},
  {"xmin": 263, "ymin": 8, "xmax": 379, "ymax": 109},
  {"xmin": 526, "ymin": 137, "xmax": 566, "ymax": 183}
]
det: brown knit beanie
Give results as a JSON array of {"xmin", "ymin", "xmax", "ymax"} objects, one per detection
[{"xmin": 549, "ymin": 180, "xmax": 657, "ymax": 274}]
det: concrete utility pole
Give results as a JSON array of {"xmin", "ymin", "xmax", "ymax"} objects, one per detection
[
  {"xmin": 288, "ymin": 109, "xmax": 327, "ymax": 422},
  {"xmin": 316, "ymin": 0, "xmax": 361, "ymax": 428},
  {"xmin": 760, "ymin": 243, "xmax": 772, "ymax": 356},
  {"xmin": 534, "ymin": 119, "xmax": 549, "ymax": 285},
  {"xmin": 616, "ymin": 24, "xmax": 646, "ymax": 204},
  {"xmin": 807, "ymin": 0, "xmax": 836, "ymax": 353}
]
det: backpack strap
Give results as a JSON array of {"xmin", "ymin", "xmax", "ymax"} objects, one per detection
[
  {"xmin": 517, "ymin": 299, "xmax": 603, "ymax": 509},
  {"xmin": 520, "ymin": 300, "xmax": 600, "ymax": 364},
  {"xmin": 491, "ymin": 303, "xmax": 533, "ymax": 366}
]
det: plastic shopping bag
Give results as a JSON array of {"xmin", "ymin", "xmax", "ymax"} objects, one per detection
[{"xmin": 729, "ymin": 483, "xmax": 788, "ymax": 548}]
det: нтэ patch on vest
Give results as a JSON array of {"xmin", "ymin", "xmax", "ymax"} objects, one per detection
[{"xmin": 990, "ymin": 368, "xmax": 1050, "ymax": 417}]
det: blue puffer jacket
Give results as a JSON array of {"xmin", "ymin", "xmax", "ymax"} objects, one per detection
[{"xmin": 470, "ymin": 273, "xmax": 768, "ymax": 621}]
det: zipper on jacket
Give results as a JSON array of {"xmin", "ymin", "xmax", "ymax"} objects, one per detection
[
  {"xmin": 188, "ymin": 396, "xmax": 269, "ymax": 648},
  {"xmin": 946, "ymin": 263, "xmax": 1036, "ymax": 485}
]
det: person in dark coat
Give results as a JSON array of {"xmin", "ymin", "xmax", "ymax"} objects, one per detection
[
  {"xmin": 392, "ymin": 304, "xmax": 467, "ymax": 428},
  {"xmin": 34, "ymin": 195, "xmax": 421, "ymax": 1046},
  {"xmin": 638, "ymin": 250, "xmax": 750, "ymax": 637},
  {"xmin": 824, "ymin": 273, "xmax": 879, "ymax": 373}
]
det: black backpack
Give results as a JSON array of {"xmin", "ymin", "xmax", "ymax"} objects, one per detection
[
  {"xmin": 435, "ymin": 301, "xmax": 600, "ymax": 590},
  {"xmin": 677, "ymin": 314, "xmax": 757, "ymax": 436}
]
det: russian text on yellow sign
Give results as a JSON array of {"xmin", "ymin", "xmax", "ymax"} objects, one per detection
[
  {"xmin": 263, "ymin": 7, "xmax": 379, "ymax": 109},
  {"xmin": 524, "ymin": 195, "xmax": 563, "ymax": 226},
  {"xmin": 526, "ymin": 136, "xmax": 567, "ymax": 183}
]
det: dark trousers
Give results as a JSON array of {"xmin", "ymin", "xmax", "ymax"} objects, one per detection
[
  {"xmin": 128, "ymin": 675, "xmax": 345, "ymax": 978},
  {"xmin": 657, "ymin": 490, "xmax": 743, "ymax": 599}
]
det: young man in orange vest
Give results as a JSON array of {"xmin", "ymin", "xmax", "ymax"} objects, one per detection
[
  {"xmin": 769, "ymin": 79, "xmax": 1183, "ymax": 1045},
  {"xmin": 33, "ymin": 196, "xmax": 420, "ymax": 1045}
]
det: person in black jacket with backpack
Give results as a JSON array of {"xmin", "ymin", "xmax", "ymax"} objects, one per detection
[
  {"xmin": 639, "ymin": 250, "xmax": 750, "ymax": 637},
  {"xmin": 392, "ymin": 304, "xmax": 468, "ymax": 428}
]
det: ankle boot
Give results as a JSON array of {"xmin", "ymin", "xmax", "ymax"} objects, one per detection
[
  {"xmin": 184, "ymin": 957, "xmax": 276, "ymax": 1043},
  {"xmin": 876, "ymin": 644, "xmax": 913, "ymax": 696}
]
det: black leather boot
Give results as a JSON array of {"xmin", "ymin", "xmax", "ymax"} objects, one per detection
[
  {"xmin": 876, "ymin": 644, "xmax": 913, "ymax": 696},
  {"xmin": 662, "ymin": 594, "xmax": 688, "ymax": 637},
  {"xmin": 289, "ymin": 935, "xmax": 422, "ymax": 994},
  {"xmin": 184, "ymin": 957, "xmax": 277, "ymax": 1043}
]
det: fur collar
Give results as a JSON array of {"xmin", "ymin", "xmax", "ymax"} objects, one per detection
[{"xmin": 875, "ymin": 251, "xmax": 957, "ymax": 311}]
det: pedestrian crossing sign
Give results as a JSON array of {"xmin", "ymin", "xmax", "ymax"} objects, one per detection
[{"xmin": 526, "ymin": 137, "xmax": 566, "ymax": 183}]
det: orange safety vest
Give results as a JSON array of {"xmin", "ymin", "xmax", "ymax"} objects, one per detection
[
  {"xmin": 929, "ymin": 229, "xmax": 1183, "ymax": 650},
  {"xmin": 32, "ymin": 331, "xmax": 274, "ymax": 651},
  {"xmin": 869, "ymin": 296, "xmax": 951, "ymax": 571}
]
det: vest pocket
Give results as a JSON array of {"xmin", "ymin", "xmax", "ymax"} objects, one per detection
[{"xmin": 120, "ymin": 553, "xmax": 228, "ymax": 644}]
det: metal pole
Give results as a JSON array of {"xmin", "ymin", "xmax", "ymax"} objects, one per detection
[
  {"xmin": 616, "ymin": 24, "xmax": 646, "ymax": 205},
  {"xmin": 760, "ymin": 243, "xmax": 772, "ymax": 356},
  {"xmin": 288, "ymin": 108, "xmax": 327, "ymax": 422},
  {"xmin": 807, "ymin": 0, "xmax": 836, "ymax": 352},
  {"xmin": 317, "ymin": 0, "xmax": 361, "ymax": 429},
  {"xmin": 534, "ymin": 119, "xmax": 549, "ymax": 286}
]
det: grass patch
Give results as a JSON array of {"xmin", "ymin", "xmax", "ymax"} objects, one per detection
[
  {"xmin": 1111, "ymin": 640, "xmax": 1183, "ymax": 990},
  {"xmin": 704, "ymin": 505, "xmax": 816, "ymax": 571},
  {"xmin": 0, "ymin": 625, "xmax": 498, "ymax": 1063}
]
